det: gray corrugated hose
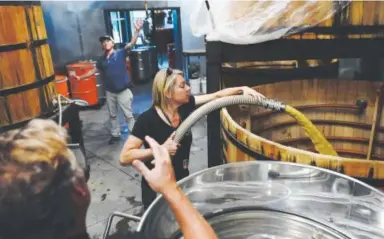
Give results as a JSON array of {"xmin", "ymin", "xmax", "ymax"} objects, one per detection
[
  {"xmin": 102, "ymin": 96, "xmax": 285, "ymax": 239},
  {"xmin": 174, "ymin": 95, "xmax": 286, "ymax": 143}
]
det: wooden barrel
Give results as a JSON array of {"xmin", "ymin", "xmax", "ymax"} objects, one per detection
[
  {"xmin": 227, "ymin": 1, "xmax": 384, "ymax": 40},
  {"xmin": 289, "ymin": 1, "xmax": 384, "ymax": 40},
  {"xmin": 55, "ymin": 75, "xmax": 69, "ymax": 98},
  {"xmin": 0, "ymin": 2, "xmax": 56, "ymax": 131},
  {"xmin": 221, "ymin": 79, "xmax": 384, "ymax": 185},
  {"xmin": 340, "ymin": 1, "xmax": 384, "ymax": 39},
  {"xmin": 66, "ymin": 62, "xmax": 98, "ymax": 106}
]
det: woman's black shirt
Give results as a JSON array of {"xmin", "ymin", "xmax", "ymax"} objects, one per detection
[{"xmin": 131, "ymin": 96, "xmax": 196, "ymax": 208}]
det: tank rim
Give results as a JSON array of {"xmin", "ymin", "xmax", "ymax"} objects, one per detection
[{"xmin": 137, "ymin": 159, "xmax": 384, "ymax": 232}]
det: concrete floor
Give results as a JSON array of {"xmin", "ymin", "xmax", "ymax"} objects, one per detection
[{"xmin": 79, "ymin": 79, "xmax": 208, "ymax": 238}]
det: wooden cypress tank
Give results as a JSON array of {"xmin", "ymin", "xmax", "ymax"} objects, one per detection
[
  {"xmin": 0, "ymin": 1, "xmax": 56, "ymax": 131},
  {"xmin": 215, "ymin": 1, "xmax": 384, "ymax": 185},
  {"xmin": 225, "ymin": 1, "xmax": 384, "ymax": 41},
  {"xmin": 221, "ymin": 79, "xmax": 384, "ymax": 184}
]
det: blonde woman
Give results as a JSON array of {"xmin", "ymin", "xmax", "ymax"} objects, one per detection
[{"xmin": 120, "ymin": 68, "xmax": 264, "ymax": 209}]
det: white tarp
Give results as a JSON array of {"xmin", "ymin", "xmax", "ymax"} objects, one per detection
[{"xmin": 190, "ymin": 0, "xmax": 351, "ymax": 45}]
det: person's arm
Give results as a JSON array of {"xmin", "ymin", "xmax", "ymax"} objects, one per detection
[
  {"xmin": 124, "ymin": 19, "xmax": 144, "ymax": 52},
  {"xmin": 120, "ymin": 135, "xmax": 152, "ymax": 166},
  {"xmin": 74, "ymin": 67, "xmax": 97, "ymax": 80},
  {"xmin": 194, "ymin": 86, "xmax": 265, "ymax": 106},
  {"xmin": 132, "ymin": 136, "xmax": 218, "ymax": 239},
  {"xmin": 120, "ymin": 133, "xmax": 179, "ymax": 166}
]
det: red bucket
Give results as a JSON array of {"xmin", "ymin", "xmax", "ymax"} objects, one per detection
[
  {"xmin": 66, "ymin": 62, "xmax": 98, "ymax": 106},
  {"xmin": 55, "ymin": 74, "xmax": 69, "ymax": 97}
]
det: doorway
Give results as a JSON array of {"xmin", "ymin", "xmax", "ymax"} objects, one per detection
[{"xmin": 104, "ymin": 8, "xmax": 183, "ymax": 70}]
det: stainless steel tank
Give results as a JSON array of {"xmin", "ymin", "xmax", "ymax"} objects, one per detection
[
  {"xmin": 107, "ymin": 161, "xmax": 384, "ymax": 239},
  {"xmin": 130, "ymin": 48, "xmax": 152, "ymax": 84},
  {"xmin": 146, "ymin": 45, "xmax": 158, "ymax": 77}
]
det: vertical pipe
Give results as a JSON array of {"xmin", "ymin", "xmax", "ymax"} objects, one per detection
[
  {"xmin": 174, "ymin": 9, "xmax": 183, "ymax": 70},
  {"xmin": 206, "ymin": 41, "xmax": 222, "ymax": 167},
  {"xmin": 75, "ymin": 12, "xmax": 85, "ymax": 60}
]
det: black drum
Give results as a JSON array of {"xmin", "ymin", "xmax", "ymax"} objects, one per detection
[
  {"xmin": 130, "ymin": 48, "xmax": 152, "ymax": 84},
  {"xmin": 146, "ymin": 45, "xmax": 158, "ymax": 77}
]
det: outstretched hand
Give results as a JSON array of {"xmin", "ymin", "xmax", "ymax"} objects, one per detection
[
  {"xmin": 132, "ymin": 136, "xmax": 177, "ymax": 194},
  {"xmin": 135, "ymin": 19, "xmax": 144, "ymax": 31},
  {"xmin": 241, "ymin": 86, "xmax": 265, "ymax": 101}
]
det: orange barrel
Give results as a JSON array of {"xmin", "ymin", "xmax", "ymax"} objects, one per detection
[
  {"xmin": 55, "ymin": 75, "xmax": 69, "ymax": 97},
  {"xmin": 66, "ymin": 62, "xmax": 98, "ymax": 106}
]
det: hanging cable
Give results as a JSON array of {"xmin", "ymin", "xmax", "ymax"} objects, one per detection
[
  {"xmin": 58, "ymin": 94, "xmax": 63, "ymax": 126},
  {"xmin": 144, "ymin": 0, "xmax": 149, "ymax": 20},
  {"xmin": 54, "ymin": 94, "xmax": 89, "ymax": 127}
]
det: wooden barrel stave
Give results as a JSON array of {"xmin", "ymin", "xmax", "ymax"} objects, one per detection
[
  {"xmin": 0, "ymin": 49, "xmax": 36, "ymax": 88},
  {"xmin": 0, "ymin": 2, "xmax": 56, "ymax": 130},
  {"xmin": 222, "ymin": 78, "xmax": 384, "ymax": 182},
  {"xmin": 0, "ymin": 45, "xmax": 54, "ymax": 88},
  {"xmin": 27, "ymin": 5, "xmax": 47, "ymax": 40},
  {"xmin": 0, "ymin": 6, "xmax": 29, "ymax": 45},
  {"xmin": 36, "ymin": 44, "xmax": 54, "ymax": 79}
]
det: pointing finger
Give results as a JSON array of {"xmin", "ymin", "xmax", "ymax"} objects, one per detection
[
  {"xmin": 132, "ymin": 160, "xmax": 150, "ymax": 178},
  {"xmin": 146, "ymin": 136, "xmax": 168, "ymax": 159}
]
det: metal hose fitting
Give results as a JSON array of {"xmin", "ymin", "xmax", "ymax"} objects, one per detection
[{"xmin": 174, "ymin": 95, "xmax": 286, "ymax": 143}]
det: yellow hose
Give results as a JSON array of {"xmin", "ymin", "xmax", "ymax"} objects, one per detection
[{"xmin": 285, "ymin": 105, "xmax": 338, "ymax": 156}]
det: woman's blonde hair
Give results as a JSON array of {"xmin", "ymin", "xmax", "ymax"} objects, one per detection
[
  {"xmin": 0, "ymin": 119, "xmax": 79, "ymax": 171},
  {"xmin": 152, "ymin": 68, "xmax": 183, "ymax": 111},
  {"xmin": 0, "ymin": 119, "xmax": 83, "ymax": 238}
]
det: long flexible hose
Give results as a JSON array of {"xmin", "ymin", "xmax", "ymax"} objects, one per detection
[
  {"xmin": 53, "ymin": 94, "xmax": 89, "ymax": 126},
  {"xmin": 174, "ymin": 96, "xmax": 286, "ymax": 143}
]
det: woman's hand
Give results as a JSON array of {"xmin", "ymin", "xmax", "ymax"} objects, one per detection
[
  {"xmin": 132, "ymin": 136, "xmax": 177, "ymax": 194},
  {"xmin": 241, "ymin": 86, "xmax": 265, "ymax": 100},
  {"xmin": 195, "ymin": 86, "xmax": 266, "ymax": 106},
  {"xmin": 162, "ymin": 132, "xmax": 179, "ymax": 156}
]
